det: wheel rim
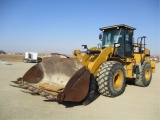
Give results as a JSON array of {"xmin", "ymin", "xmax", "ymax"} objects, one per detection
[
  {"xmin": 113, "ymin": 70, "xmax": 123, "ymax": 91},
  {"xmin": 145, "ymin": 69, "xmax": 151, "ymax": 81}
]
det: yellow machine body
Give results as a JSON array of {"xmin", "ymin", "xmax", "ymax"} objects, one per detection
[{"xmin": 74, "ymin": 46, "xmax": 155, "ymax": 79}]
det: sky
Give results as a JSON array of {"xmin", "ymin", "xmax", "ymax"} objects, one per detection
[{"xmin": 0, "ymin": 0, "xmax": 159, "ymax": 55}]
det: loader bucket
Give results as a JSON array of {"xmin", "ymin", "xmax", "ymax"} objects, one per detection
[
  {"xmin": 12, "ymin": 54, "xmax": 92, "ymax": 104},
  {"xmin": 22, "ymin": 54, "xmax": 82, "ymax": 86}
]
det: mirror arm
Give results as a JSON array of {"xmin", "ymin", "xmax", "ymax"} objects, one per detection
[{"xmin": 112, "ymin": 43, "xmax": 120, "ymax": 56}]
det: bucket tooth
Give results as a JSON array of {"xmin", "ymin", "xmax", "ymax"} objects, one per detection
[
  {"xmin": 20, "ymin": 82, "xmax": 28, "ymax": 87},
  {"xmin": 17, "ymin": 77, "xmax": 23, "ymax": 81},
  {"xmin": 46, "ymin": 94, "xmax": 57, "ymax": 101},
  {"xmin": 39, "ymin": 91, "xmax": 49, "ymax": 97},
  {"xmin": 11, "ymin": 79, "xmax": 23, "ymax": 84},
  {"xmin": 17, "ymin": 80, "xmax": 23, "ymax": 84},
  {"xmin": 32, "ymin": 88, "xmax": 41, "ymax": 94},
  {"xmin": 28, "ymin": 86, "xmax": 35, "ymax": 91},
  {"xmin": 19, "ymin": 82, "xmax": 24, "ymax": 86},
  {"xmin": 11, "ymin": 81, "xmax": 19, "ymax": 84},
  {"xmin": 21, "ymin": 85, "xmax": 29, "ymax": 89},
  {"xmin": 10, "ymin": 84, "xmax": 25, "ymax": 89},
  {"xmin": 16, "ymin": 77, "xmax": 23, "ymax": 84}
]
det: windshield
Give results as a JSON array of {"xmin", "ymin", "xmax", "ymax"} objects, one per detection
[{"xmin": 102, "ymin": 28, "xmax": 122, "ymax": 47}]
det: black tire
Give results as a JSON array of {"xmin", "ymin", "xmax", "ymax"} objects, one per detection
[
  {"xmin": 135, "ymin": 62, "xmax": 152, "ymax": 87},
  {"xmin": 96, "ymin": 61, "xmax": 126, "ymax": 97}
]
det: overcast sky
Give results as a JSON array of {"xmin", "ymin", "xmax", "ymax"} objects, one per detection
[{"xmin": 0, "ymin": 0, "xmax": 159, "ymax": 55}]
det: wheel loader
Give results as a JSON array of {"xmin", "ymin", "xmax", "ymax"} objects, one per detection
[{"xmin": 12, "ymin": 24, "xmax": 156, "ymax": 105}]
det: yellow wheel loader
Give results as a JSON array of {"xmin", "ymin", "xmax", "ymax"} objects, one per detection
[{"xmin": 12, "ymin": 24, "xmax": 156, "ymax": 105}]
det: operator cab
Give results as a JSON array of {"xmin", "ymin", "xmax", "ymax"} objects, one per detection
[{"xmin": 99, "ymin": 24, "xmax": 136, "ymax": 58}]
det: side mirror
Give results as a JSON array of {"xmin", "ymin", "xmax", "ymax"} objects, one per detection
[
  {"xmin": 82, "ymin": 45, "xmax": 88, "ymax": 49},
  {"xmin": 99, "ymin": 33, "xmax": 102, "ymax": 41},
  {"xmin": 114, "ymin": 43, "xmax": 120, "ymax": 48}
]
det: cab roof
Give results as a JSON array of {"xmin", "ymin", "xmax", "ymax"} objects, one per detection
[{"xmin": 99, "ymin": 24, "xmax": 136, "ymax": 31}]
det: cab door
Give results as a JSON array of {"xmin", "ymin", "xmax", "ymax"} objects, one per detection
[{"xmin": 124, "ymin": 30, "xmax": 133, "ymax": 57}]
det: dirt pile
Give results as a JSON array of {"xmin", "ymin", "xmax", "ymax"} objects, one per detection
[{"xmin": 0, "ymin": 54, "xmax": 24, "ymax": 62}]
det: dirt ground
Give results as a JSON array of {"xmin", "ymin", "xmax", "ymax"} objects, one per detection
[{"xmin": 0, "ymin": 62, "xmax": 159, "ymax": 120}]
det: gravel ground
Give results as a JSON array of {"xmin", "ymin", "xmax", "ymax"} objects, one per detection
[{"xmin": 0, "ymin": 62, "xmax": 159, "ymax": 120}]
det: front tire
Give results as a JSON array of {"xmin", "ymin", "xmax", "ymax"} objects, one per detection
[{"xmin": 97, "ymin": 61, "xmax": 126, "ymax": 97}]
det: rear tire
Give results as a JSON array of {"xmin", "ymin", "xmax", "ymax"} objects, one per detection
[
  {"xmin": 96, "ymin": 61, "xmax": 126, "ymax": 97},
  {"xmin": 135, "ymin": 62, "xmax": 152, "ymax": 87}
]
